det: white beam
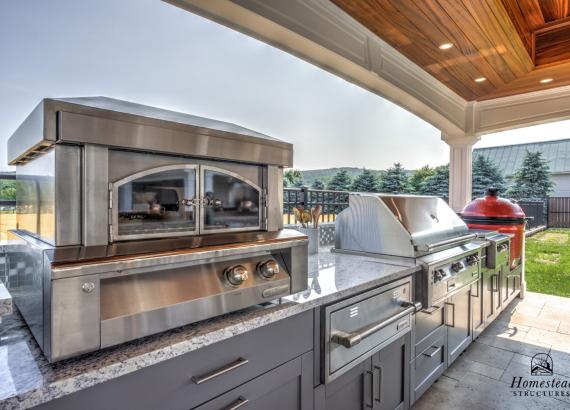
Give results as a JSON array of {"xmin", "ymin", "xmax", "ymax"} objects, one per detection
[
  {"xmin": 474, "ymin": 85, "xmax": 570, "ymax": 135},
  {"xmin": 442, "ymin": 133, "xmax": 480, "ymax": 212}
]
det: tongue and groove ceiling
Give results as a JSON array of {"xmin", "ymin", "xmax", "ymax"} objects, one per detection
[{"xmin": 331, "ymin": 0, "xmax": 570, "ymax": 101}]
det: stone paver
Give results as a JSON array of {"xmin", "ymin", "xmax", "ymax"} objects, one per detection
[{"xmin": 412, "ymin": 292, "xmax": 570, "ymax": 410}]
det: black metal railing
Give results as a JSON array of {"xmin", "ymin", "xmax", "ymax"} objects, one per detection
[{"xmin": 283, "ymin": 187, "xmax": 349, "ymax": 225}]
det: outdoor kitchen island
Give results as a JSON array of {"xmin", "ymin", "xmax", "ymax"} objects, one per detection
[{"xmin": 0, "ymin": 247, "xmax": 420, "ymax": 410}]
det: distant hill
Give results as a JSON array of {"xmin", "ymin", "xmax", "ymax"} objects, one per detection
[{"xmin": 299, "ymin": 167, "xmax": 385, "ymax": 187}]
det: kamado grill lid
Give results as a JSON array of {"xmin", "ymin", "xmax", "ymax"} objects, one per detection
[{"xmin": 461, "ymin": 188, "xmax": 526, "ymax": 224}]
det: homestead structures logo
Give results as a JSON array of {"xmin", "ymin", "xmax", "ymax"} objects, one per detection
[
  {"xmin": 510, "ymin": 352, "xmax": 570, "ymax": 398},
  {"xmin": 531, "ymin": 353, "xmax": 553, "ymax": 376}
]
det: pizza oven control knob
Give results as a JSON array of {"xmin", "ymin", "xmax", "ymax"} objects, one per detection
[
  {"xmin": 433, "ymin": 270, "xmax": 443, "ymax": 282},
  {"xmin": 258, "ymin": 260, "xmax": 280, "ymax": 279},
  {"xmin": 225, "ymin": 265, "xmax": 249, "ymax": 287},
  {"xmin": 451, "ymin": 262, "xmax": 463, "ymax": 273}
]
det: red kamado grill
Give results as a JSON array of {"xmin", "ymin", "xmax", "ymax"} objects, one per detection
[{"xmin": 461, "ymin": 188, "xmax": 526, "ymax": 271}]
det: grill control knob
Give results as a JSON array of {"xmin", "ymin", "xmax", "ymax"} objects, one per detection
[
  {"xmin": 466, "ymin": 255, "xmax": 480, "ymax": 266},
  {"xmin": 225, "ymin": 265, "xmax": 249, "ymax": 287},
  {"xmin": 451, "ymin": 262, "xmax": 463, "ymax": 273},
  {"xmin": 258, "ymin": 260, "xmax": 280, "ymax": 279},
  {"xmin": 433, "ymin": 270, "xmax": 443, "ymax": 282}
]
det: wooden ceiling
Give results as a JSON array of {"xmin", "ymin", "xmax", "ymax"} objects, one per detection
[{"xmin": 331, "ymin": 0, "xmax": 570, "ymax": 101}]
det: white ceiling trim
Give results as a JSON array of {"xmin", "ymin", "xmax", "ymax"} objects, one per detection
[{"xmin": 166, "ymin": 0, "xmax": 570, "ymax": 140}]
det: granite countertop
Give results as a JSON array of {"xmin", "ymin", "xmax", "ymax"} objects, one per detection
[{"xmin": 0, "ymin": 247, "xmax": 419, "ymax": 410}]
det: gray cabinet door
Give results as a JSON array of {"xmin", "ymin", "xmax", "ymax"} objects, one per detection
[
  {"xmin": 194, "ymin": 352, "xmax": 314, "ymax": 410},
  {"xmin": 446, "ymin": 286, "xmax": 472, "ymax": 365},
  {"xmin": 316, "ymin": 357, "xmax": 374, "ymax": 410},
  {"xmin": 372, "ymin": 334, "xmax": 410, "ymax": 410},
  {"xmin": 471, "ymin": 279, "xmax": 484, "ymax": 339}
]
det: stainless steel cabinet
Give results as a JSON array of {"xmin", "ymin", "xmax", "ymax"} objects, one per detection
[
  {"xmin": 483, "ymin": 267, "xmax": 500, "ymax": 325},
  {"xmin": 445, "ymin": 286, "xmax": 472, "ymax": 365},
  {"xmin": 471, "ymin": 279, "xmax": 484, "ymax": 339}
]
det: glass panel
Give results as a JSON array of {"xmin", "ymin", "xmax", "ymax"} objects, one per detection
[
  {"xmin": 203, "ymin": 169, "xmax": 260, "ymax": 231},
  {"xmin": 117, "ymin": 168, "xmax": 197, "ymax": 236}
]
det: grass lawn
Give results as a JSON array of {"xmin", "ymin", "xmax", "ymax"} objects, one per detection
[{"xmin": 526, "ymin": 228, "xmax": 570, "ymax": 297}]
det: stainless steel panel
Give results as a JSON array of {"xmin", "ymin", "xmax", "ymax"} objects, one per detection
[
  {"xmin": 51, "ymin": 274, "xmax": 101, "ymax": 361},
  {"xmin": 265, "ymin": 166, "xmax": 284, "ymax": 232},
  {"xmin": 55, "ymin": 145, "xmax": 82, "ymax": 246},
  {"xmin": 412, "ymin": 332, "xmax": 446, "ymax": 403},
  {"xmin": 107, "ymin": 149, "xmax": 262, "ymax": 186},
  {"xmin": 59, "ymin": 108, "xmax": 292, "ymax": 166},
  {"xmin": 16, "ymin": 148, "xmax": 55, "ymax": 244},
  {"xmin": 335, "ymin": 194, "xmax": 469, "ymax": 258},
  {"xmin": 83, "ymin": 145, "xmax": 109, "ymax": 246},
  {"xmin": 7, "ymin": 100, "xmax": 56, "ymax": 165},
  {"xmin": 446, "ymin": 285, "xmax": 472, "ymax": 365},
  {"xmin": 9, "ymin": 97, "xmax": 293, "ymax": 166},
  {"xmin": 324, "ymin": 277, "xmax": 413, "ymax": 382},
  {"xmin": 101, "ymin": 276, "xmax": 289, "ymax": 348}
]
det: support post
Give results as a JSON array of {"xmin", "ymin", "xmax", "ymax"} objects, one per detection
[{"xmin": 442, "ymin": 133, "xmax": 480, "ymax": 212}]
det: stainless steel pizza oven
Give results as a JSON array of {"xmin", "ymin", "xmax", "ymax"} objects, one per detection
[{"xmin": 6, "ymin": 97, "xmax": 308, "ymax": 362}]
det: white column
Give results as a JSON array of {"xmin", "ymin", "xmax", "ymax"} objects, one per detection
[{"xmin": 442, "ymin": 133, "xmax": 480, "ymax": 212}]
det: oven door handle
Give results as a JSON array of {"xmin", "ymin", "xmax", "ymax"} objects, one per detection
[{"xmin": 331, "ymin": 302, "xmax": 421, "ymax": 348}]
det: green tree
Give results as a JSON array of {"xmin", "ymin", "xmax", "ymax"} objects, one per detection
[
  {"xmin": 507, "ymin": 150, "xmax": 554, "ymax": 201},
  {"xmin": 327, "ymin": 169, "xmax": 352, "ymax": 191},
  {"xmin": 0, "ymin": 180, "xmax": 16, "ymax": 200},
  {"xmin": 351, "ymin": 169, "xmax": 380, "ymax": 193},
  {"xmin": 378, "ymin": 162, "xmax": 409, "ymax": 193},
  {"xmin": 311, "ymin": 179, "xmax": 325, "ymax": 190},
  {"xmin": 419, "ymin": 164, "xmax": 449, "ymax": 198},
  {"xmin": 472, "ymin": 155, "xmax": 506, "ymax": 198},
  {"xmin": 408, "ymin": 165, "xmax": 435, "ymax": 194},
  {"xmin": 283, "ymin": 169, "xmax": 304, "ymax": 188}
]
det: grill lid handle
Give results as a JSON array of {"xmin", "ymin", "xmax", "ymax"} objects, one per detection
[{"xmin": 415, "ymin": 233, "xmax": 478, "ymax": 252}]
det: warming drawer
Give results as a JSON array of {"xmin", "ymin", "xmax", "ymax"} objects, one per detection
[{"xmin": 323, "ymin": 277, "xmax": 419, "ymax": 383}]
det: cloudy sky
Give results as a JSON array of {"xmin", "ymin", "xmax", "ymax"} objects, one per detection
[{"xmin": 1, "ymin": 0, "xmax": 568, "ymax": 172}]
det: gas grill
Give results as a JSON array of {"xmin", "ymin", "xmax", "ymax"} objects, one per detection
[{"xmin": 334, "ymin": 193, "xmax": 484, "ymax": 308}]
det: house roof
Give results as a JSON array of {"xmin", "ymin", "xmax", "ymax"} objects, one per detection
[{"xmin": 474, "ymin": 138, "xmax": 570, "ymax": 177}]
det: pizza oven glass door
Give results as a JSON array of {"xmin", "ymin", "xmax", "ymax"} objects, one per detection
[
  {"xmin": 201, "ymin": 166, "xmax": 262, "ymax": 233},
  {"xmin": 112, "ymin": 165, "xmax": 199, "ymax": 241}
]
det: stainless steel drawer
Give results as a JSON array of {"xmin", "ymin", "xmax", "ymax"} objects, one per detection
[
  {"xmin": 324, "ymin": 277, "xmax": 415, "ymax": 383},
  {"xmin": 414, "ymin": 303, "xmax": 444, "ymax": 355},
  {"xmin": 412, "ymin": 328, "xmax": 446, "ymax": 403}
]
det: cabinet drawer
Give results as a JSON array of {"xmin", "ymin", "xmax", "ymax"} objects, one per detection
[
  {"xmin": 414, "ymin": 303, "xmax": 444, "ymax": 352},
  {"xmin": 412, "ymin": 333, "xmax": 445, "ymax": 402},
  {"xmin": 36, "ymin": 310, "xmax": 313, "ymax": 410},
  {"xmin": 194, "ymin": 352, "xmax": 313, "ymax": 410}
]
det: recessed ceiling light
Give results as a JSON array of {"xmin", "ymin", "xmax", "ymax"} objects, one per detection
[
  {"xmin": 474, "ymin": 77, "xmax": 486, "ymax": 83},
  {"xmin": 540, "ymin": 78, "xmax": 553, "ymax": 84},
  {"xmin": 439, "ymin": 43, "xmax": 454, "ymax": 50}
]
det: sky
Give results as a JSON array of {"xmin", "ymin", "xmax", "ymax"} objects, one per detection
[{"xmin": 0, "ymin": 1, "xmax": 568, "ymax": 173}]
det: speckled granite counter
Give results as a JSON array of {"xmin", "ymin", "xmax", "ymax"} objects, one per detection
[{"xmin": 0, "ymin": 248, "xmax": 419, "ymax": 410}]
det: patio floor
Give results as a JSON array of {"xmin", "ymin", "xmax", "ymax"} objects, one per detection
[{"xmin": 413, "ymin": 291, "xmax": 570, "ymax": 410}]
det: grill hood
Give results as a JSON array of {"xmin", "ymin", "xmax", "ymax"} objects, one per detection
[{"xmin": 335, "ymin": 193, "xmax": 471, "ymax": 258}]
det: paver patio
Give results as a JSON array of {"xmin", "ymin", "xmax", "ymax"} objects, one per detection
[{"xmin": 413, "ymin": 292, "xmax": 570, "ymax": 410}]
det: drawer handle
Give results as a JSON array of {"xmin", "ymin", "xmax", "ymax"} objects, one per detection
[
  {"xmin": 422, "ymin": 345, "xmax": 442, "ymax": 358},
  {"xmin": 223, "ymin": 396, "xmax": 249, "ymax": 410},
  {"xmin": 422, "ymin": 305, "xmax": 443, "ymax": 315},
  {"xmin": 331, "ymin": 301, "xmax": 421, "ymax": 348},
  {"xmin": 192, "ymin": 358, "xmax": 249, "ymax": 385},
  {"xmin": 445, "ymin": 302, "xmax": 455, "ymax": 328}
]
